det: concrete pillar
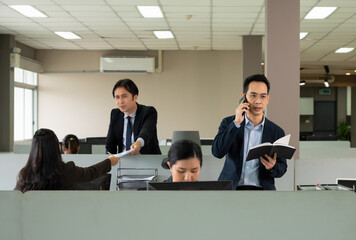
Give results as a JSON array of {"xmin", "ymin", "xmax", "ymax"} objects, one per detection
[
  {"xmin": 351, "ymin": 87, "xmax": 356, "ymax": 147},
  {"xmin": 265, "ymin": 0, "xmax": 300, "ymax": 158},
  {"xmin": 0, "ymin": 34, "xmax": 15, "ymax": 152},
  {"xmin": 242, "ymin": 35, "xmax": 263, "ymax": 80}
]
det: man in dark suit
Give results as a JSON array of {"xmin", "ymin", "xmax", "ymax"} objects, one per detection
[
  {"xmin": 212, "ymin": 74, "xmax": 287, "ymax": 190},
  {"xmin": 106, "ymin": 79, "xmax": 161, "ymax": 155}
]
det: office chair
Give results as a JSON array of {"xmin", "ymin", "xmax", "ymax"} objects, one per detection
[{"xmin": 171, "ymin": 131, "xmax": 201, "ymax": 146}]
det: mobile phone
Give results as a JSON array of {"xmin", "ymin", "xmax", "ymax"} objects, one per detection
[
  {"xmin": 239, "ymin": 94, "xmax": 247, "ymax": 116},
  {"xmin": 239, "ymin": 94, "xmax": 246, "ymax": 104}
]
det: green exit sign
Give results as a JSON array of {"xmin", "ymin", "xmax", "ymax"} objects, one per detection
[{"xmin": 319, "ymin": 89, "xmax": 331, "ymax": 95}]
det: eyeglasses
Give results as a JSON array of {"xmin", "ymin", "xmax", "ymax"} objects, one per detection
[{"xmin": 246, "ymin": 93, "xmax": 269, "ymax": 101}]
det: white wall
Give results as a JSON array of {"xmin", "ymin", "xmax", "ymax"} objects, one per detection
[{"xmin": 37, "ymin": 50, "xmax": 243, "ymax": 140}]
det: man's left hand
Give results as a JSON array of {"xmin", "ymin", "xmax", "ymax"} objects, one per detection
[
  {"xmin": 260, "ymin": 152, "xmax": 277, "ymax": 170},
  {"xmin": 129, "ymin": 140, "xmax": 142, "ymax": 155}
]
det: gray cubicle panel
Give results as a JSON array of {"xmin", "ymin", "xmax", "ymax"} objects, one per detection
[
  {"xmin": 1, "ymin": 191, "xmax": 355, "ymax": 240},
  {"xmin": 0, "ymin": 191, "xmax": 22, "ymax": 240}
]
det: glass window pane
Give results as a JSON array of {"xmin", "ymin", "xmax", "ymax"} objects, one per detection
[
  {"xmin": 24, "ymin": 89, "xmax": 33, "ymax": 139},
  {"xmin": 24, "ymin": 70, "xmax": 36, "ymax": 85},
  {"xmin": 14, "ymin": 68, "xmax": 24, "ymax": 83},
  {"xmin": 14, "ymin": 87, "xmax": 24, "ymax": 141}
]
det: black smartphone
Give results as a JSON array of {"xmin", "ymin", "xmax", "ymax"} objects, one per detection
[
  {"xmin": 239, "ymin": 94, "xmax": 246, "ymax": 104},
  {"xmin": 239, "ymin": 94, "xmax": 247, "ymax": 116}
]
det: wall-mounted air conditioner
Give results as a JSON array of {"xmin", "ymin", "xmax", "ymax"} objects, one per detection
[{"xmin": 100, "ymin": 57, "xmax": 155, "ymax": 73}]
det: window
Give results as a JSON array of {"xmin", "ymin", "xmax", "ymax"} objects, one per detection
[{"xmin": 14, "ymin": 68, "xmax": 37, "ymax": 141}]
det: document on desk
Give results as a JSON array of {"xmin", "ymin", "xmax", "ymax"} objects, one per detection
[
  {"xmin": 114, "ymin": 148, "xmax": 134, "ymax": 158},
  {"xmin": 118, "ymin": 175, "xmax": 156, "ymax": 183}
]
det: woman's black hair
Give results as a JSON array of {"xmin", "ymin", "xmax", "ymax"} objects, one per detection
[
  {"xmin": 15, "ymin": 128, "xmax": 62, "ymax": 193},
  {"xmin": 161, "ymin": 139, "xmax": 203, "ymax": 169},
  {"xmin": 62, "ymin": 134, "xmax": 80, "ymax": 154}
]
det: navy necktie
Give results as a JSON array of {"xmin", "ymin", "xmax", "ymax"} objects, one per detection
[{"xmin": 126, "ymin": 116, "xmax": 132, "ymax": 150}]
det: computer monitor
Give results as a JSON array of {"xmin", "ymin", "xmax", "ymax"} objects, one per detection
[
  {"xmin": 336, "ymin": 178, "xmax": 356, "ymax": 190},
  {"xmin": 147, "ymin": 180, "xmax": 233, "ymax": 190}
]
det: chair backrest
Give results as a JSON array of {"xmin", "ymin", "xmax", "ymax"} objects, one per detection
[{"xmin": 172, "ymin": 131, "xmax": 201, "ymax": 146}]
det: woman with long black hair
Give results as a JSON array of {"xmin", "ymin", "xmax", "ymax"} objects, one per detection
[{"xmin": 15, "ymin": 128, "xmax": 120, "ymax": 193}]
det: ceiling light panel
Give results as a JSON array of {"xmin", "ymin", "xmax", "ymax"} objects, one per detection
[
  {"xmin": 153, "ymin": 30, "xmax": 174, "ymax": 39},
  {"xmin": 9, "ymin": 5, "xmax": 47, "ymax": 18},
  {"xmin": 335, "ymin": 47, "xmax": 354, "ymax": 53},
  {"xmin": 304, "ymin": 7, "xmax": 337, "ymax": 19},
  {"xmin": 55, "ymin": 31, "xmax": 81, "ymax": 39},
  {"xmin": 300, "ymin": 32, "xmax": 309, "ymax": 39},
  {"xmin": 137, "ymin": 6, "xmax": 163, "ymax": 18}
]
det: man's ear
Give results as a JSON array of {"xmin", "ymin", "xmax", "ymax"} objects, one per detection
[
  {"xmin": 133, "ymin": 94, "xmax": 138, "ymax": 102},
  {"xmin": 167, "ymin": 161, "xmax": 171, "ymax": 168}
]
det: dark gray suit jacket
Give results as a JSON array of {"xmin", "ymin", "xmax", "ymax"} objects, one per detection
[
  {"xmin": 212, "ymin": 116, "xmax": 287, "ymax": 190},
  {"xmin": 105, "ymin": 103, "xmax": 161, "ymax": 154}
]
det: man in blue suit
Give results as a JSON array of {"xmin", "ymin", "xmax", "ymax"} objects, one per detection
[{"xmin": 212, "ymin": 74, "xmax": 287, "ymax": 190}]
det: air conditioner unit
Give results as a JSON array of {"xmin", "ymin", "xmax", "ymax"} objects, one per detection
[{"xmin": 100, "ymin": 57, "xmax": 155, "ymax": 73}]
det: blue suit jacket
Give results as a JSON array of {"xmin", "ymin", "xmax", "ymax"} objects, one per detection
[{"xmin": 212, "ymin": 116, "xmax": 287, "ymax": 190}]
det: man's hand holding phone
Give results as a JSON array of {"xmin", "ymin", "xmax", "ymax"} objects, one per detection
[{"xmin": 234, "ymin": 94, "xmax": 249, "ymax": 125}]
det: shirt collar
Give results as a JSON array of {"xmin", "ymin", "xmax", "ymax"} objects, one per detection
[
  {"xmin": 124, "ymin": 109, "xmax": 137, "ymax": 119},
  {"xmin": 245, "ymin": 114, "xmax": 265, "ymax": 131}
]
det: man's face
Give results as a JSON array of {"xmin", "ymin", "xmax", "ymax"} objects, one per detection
[
  {"xmin": 114, "ymin": 87, "xmax": 137, "ymax": 115},
  {"xmin": 245, "ymin": 81, "xmax": 270, "ymax": 117}
]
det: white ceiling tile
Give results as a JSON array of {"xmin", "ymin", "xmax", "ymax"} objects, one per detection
[
  {"xmin": 111, "ymin": 6, "xmax": 137, "ymax": 12},
  {"xmin": 318, "ymin": 0, "xmax": 356, "ymax": 7},
  {"xmin": 116, "ymin": 12, "xmax": 141, "ymax": 18},
  {"xmin": 45, "ymin": 11, "xmax": 72, "ymax": 17},
  {"xmin": 0, "ymin": 17, "xmax": 34, "ymax": 23},
  {"xmin": 93, "ymin": 31, "xmax": 135, "ymax": 38},
  {"xmin": 213, "ymin": 13, "xmax": 259, "ymax": 18},
  {"xmin": 213, "ymin": 6, "xmax": 262, "ymax": 13},
  {"xmin": 105, "ymin": 0, "xmax": 159, "ymax": 5},
  {"xmin": 213, "ymin": 0, "xmax": 263, "ymax": 7},
  {"xmin": 160, "ymin": 0, "xmax": 210, "ymax": 6},
  {"xmin": 61, "ymin": 5, "xmax": 112, "ymax": 11},
  {"xmin": 35, "ymin": 5, "xmax": 63, "ymax": 11},
  {"xmin": 167, "ymin": 17, "xmax": 210, "ymax": 23},
  {"xmin": 53, "ymin": 0, "xmax": 107, "ymax": 5},
  {"xmin": 68, "ymin": 11, "xmax": 117, "ymax": 17},
  {"xmin": 162, "ymin": 6, "xmax": 210, "ymax": 13},
  {"xmin": 165, "ymin": 12, "xmax": 210, "ymax": 18}
]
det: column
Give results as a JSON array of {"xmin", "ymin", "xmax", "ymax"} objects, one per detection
[
  {"xmin": 0, "ymin": 34, "xmax": 15, "ymax": 152},
  {"xmin": 265, "ymin": 0, "xmax": 300, "ymax": 159},
  {"xmin": 242, "ymin": 35, "xmax": 262, "ymax": 80}
]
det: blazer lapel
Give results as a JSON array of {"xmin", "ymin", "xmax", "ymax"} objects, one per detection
[{"xmin": 133, "ymin": 103, "xmax": 141, "ymax": 139}]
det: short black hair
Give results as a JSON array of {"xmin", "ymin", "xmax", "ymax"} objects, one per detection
[
  {"xmin": 161, "ymin": 139, "xmax": 203, "ymax": 169},
  {"xmin": 112, "ymin": 79, "xmax": 139, "ymax": 98},
  {"xmin": 243, "ymin": 74, "xmax": 270, "ymax": 94}
]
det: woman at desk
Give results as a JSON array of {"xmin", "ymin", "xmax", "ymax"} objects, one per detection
[
  {"xmin": 62, "ymin": 134, "xmax": 80, "ymax": 154},
  {"xmin": 15, "ymin": 128, "xmax": 120, "ymax": 193},
  {"xmin": 161, "ymin": 140, "xmax": 202, "ymax": 182}
]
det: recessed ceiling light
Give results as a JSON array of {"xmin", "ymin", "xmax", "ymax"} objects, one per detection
[
  {"xmin": 304, "ymin": 7, "xmax": 337, "ymax": 19},
  {"xmin": 153, "ymin": 31, "xmax": 174, "ymax": 39},
  {"xmin": 354, "ymin": 70, "xmax": 356, "ymax": 73},
  {"xmin": 55, "ymin": 32, "xmax": 81, "ymax": 40},
  {"xmin": 300, "ymin": 81, "xmax": 306, "ymax": 86},
  {"xmin": 346, "ymin": 73, "xmax": 351, "ymax": 76},
  {"xmin": 137, "ymin": 6, "xmax": 163, "ymax": 18},
  {"xmin": 335, "ymin": 48, "xmax": 354, "ymax": 53},
  {"xmin": 324, "ymin": 80, "xmax": 329, "ymax": 87},
  {"xmin": 300, "ymin": 32, "xmax": 309, "ymax": 40},
  {"xmin": 9, "ymin": 5, "xmax": 47, "ymax": 18}
]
